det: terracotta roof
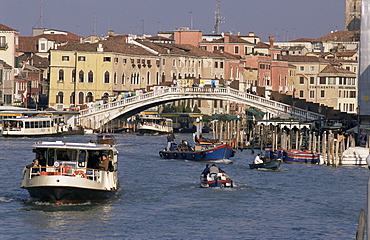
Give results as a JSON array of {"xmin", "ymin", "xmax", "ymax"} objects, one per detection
[
  {"xmin": 37, "ymin": 32, "xmax": 80, "ymax": 44},
  {"xmin": 336, "ymin": 50, "xmax": 357, "ymax": 57},
  {"xmin": 254, "ymin": 42, "xmax": 270, "ymax": 48},
  {"xmin": 315, "ymin": 30, "xmax": 360, "ymax": 42},
  {"xmin": 282, "ymin": 55, "xmax": 329, "ymax": 63},
  {"xmin": 205, "ymin": 34, "xmax": 253, "ymax": 44},
  {"xmin": 147, "ymin": 36, "xmax": 173, "ymax": 41},
  {"xmin": 211, "ymin": 50, "xmax": 242, "ymax": 60},
  {"xmin": 19, "ymin": 36, "xmax": 38, "ymax": 53},
  {"xmin": 30, "ymin": 55, "xmax": 49, "ymax": 68},
  {"xmin": 289, "ymin": 38, "xmax": 315, "ymax": 42},
  {"xmin": 319, "ymin": 65, "xmax": 355, "ymax": 75},
  {"xmin": 289, "ymin": 46, "xmax": 306, "ymax": 50},
  {"xmin": 0, "ymin": 23, "xmax": 17, "ymax": 32}
]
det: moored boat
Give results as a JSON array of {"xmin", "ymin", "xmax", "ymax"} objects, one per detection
[
  {"xmin": 158, "ymin": 141, "xmax": 235, "ymax": 161},
  {"xmin": 21, "ymin": 140, "xmax": 120, "ymax": 205},
  {"xmin": 282, "ymin": 149, "xmax": 319, "ymax": 164}
]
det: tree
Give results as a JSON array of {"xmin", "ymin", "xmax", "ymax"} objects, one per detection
[{"xmin": 193, "ymin": 104, "xmax": 201, "ymax": 113}]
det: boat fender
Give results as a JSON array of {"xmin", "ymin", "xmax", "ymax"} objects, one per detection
[
  {"xmin": 159, "ymin": 152, "xmax": 163, "ymax": 158},
  {"xmin": 181, "ymin": 153, "xmax": 186, "ymax": 158},
  {"xmin": 200, "ymin": 152, "xmax": 206, "ymax": 158},
  {"xmin": 191, "ymin": 153, "xmax": 196, "ymax": 159},
  {"xmin": 165, "ymin": 153, "xmax": 169, "ymax": 158},
  {"xmin": 173, "ymin": 153, "xmax": 178, "ymax": 158}
]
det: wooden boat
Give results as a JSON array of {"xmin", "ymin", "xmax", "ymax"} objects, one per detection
[
  {"xmin": 200, "ymin": 168, "xmax": 233, "ymax": 188},
  {"xmin": 2, "ymin": 116, "xmax": 67, "ymax": 137},
  {"xmin": 283, "ymin": 149, "xmax": 320, "ymax": 164},
  {"xmin": 96, "ymin": 133, "xmax": 116, "ymax": 145},
  {"xmin": 249, "ymin": 160, "xmax": 281, "ymax": 170},
  {"xmin": 21, "ymin": 140, "xmax": 120, "ymax": 205},
  {"xmin": 158, "ymin": 141, "xmax": 235, "ymax": 161}
]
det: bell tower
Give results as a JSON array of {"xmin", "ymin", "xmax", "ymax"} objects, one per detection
[{"xmin": 345, "ymin": 0, "xmax": 362, "ymax": 31}]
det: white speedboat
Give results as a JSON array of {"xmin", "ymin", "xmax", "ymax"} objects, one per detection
[
  {"xmin": 137, "ymin": 115, "xmax": 173, "ymax": 135},
  {"xmin": 21, "ymin": 140, "xmax": 120, "ymax": 205}
]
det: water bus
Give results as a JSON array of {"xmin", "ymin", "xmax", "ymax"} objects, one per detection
[{"xmin": 21, "ymin": 140, "xmax": 120, "ymax": 204}]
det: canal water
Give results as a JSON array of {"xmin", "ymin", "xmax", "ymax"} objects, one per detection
[{"xmin": 0, "ymin": 133, "xmax": 368, "ymax": 239}]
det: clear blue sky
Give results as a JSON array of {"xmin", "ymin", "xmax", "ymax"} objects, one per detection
[{"xmin": 0, "ymin": 0, "xmax": 346, "ymax": 41}]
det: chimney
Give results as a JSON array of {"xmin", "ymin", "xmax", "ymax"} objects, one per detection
[
  {"xmin": 269, "ymin": 36, "xmax": 275, "ymax": 48},
  {"xmin": 97, "ymin": 43, "xmax": 103, "ymax": 52},
  {"xmin": 224, "ymin": 34, "xmax": 230, "ymax": 43},
  {"xmin": 108, "ymin": 30, "xmax": 115, "ymax": 37},
  {"xmin": 249, "ymin": 31, "xmax": 255, "ymax": 36}
]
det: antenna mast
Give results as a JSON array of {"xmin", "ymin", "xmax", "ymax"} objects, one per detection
[
  {"xmin": 39, "ymin": 0, "xmax": 44, "ymax": 28},
  {"xmin": 214, "ymin": 0, "xmax": 224, "ymax": 35}
]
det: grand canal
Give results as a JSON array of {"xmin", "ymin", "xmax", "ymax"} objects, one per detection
[{"xmin": 0, "ymin": 133, "xmax": 368, "ymax": 239}]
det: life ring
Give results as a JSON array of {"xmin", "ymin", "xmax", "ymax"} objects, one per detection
[
  {"xmin": 181, "ymin": 153, "xmax": 186, "ymax": 159},
  {"xmin": 73, "ymin": 170, "xmax": 87, "ymax": 178},
  {"xmin": 173, "ymin": 153, "xmax": 178, "ymax": 158},
  {"xmin": 191, "ymin": 154, "xmax": 196, "ymax": 159},
  {"xmin": 200, "ymin": 152, "xmax": 206, "ymax": 158}
]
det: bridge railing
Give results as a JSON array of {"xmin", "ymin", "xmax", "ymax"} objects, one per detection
[{"xmin": 79, "ymin": 87, "xmax": 322, "ymax": 120}]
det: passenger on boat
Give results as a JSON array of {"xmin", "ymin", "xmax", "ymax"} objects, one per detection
[
  {"xmin": 201, "ymin": 164, "xmax": 210, "ymax": 176},
  {"xmin": 209, "ymin": 164, "xmax": 219, "ymax": 174},
  {"xmin": 261, "ymin": 154, "xmax": 266, "ymax": 163},
  {"xmin": 167, "ymin": 133, "xmax": 175, "ymax": 151},
  {"xmin": 24, "ymin": 159, "xmax": 41, "ymax": 173},
  {"xmin": 254, "ymin": 154, "xmax": 264, "ymax": 164},
  {"xmin": 98, "ymin": 154, "xmax": 110, "ymax": 171},
  {"xmin": 59, "ymin": 151, "xmax": 70, "ymax": 161}
]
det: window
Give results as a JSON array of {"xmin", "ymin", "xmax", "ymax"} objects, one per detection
[
  {"xmin": 0, "ymin": 36, "xmax": 6, "ymax": 48},
  {"xmin": 319, "ymin": 77, "xmax": 326, "ymax": 84},
  {"xmin": 122, "ymin": 73, "xmax": 125, "ymax": 85},
  {"xmin": 299, "ymin": 90, "xmax": 304, "ymax": 98},
  {"xmin": 215, "ymin": 62, "xmax": 218, "ymax": 68},
  {"xmin": 58, "ymin": 69, "xmax": 64, "ymax": 81},
  {"xmin": 78, "ymin": 70, "xmax": 84, "ymax": 83},
  {"xmin": 86, "ymin": 92, "xmax": 94, "ymax": 103},
  {"xmin": 310, "ymin": 66, "xmax": 315, "ymax": 71},
  {"xmin": 220, "ymin": 62, "xmax": 224, "ymax": 69},
  {"xmin": 300, "ymin": 66, "xmax": 304, "ymax": 71},
  {"xmin": 173, "ymin": 60, "xmax": 176, "ymax": 67},
  {"xmin": 62, "ymin": 56, "xmax": 69, "ymax": 61},
  {"xmin": 162, "ymin": 59, "xmax": 166, "ymax": 65},
  {"xmin": 56, "ymin": 92, "xmax": 64, "ymax": 104},
  {"xmin": 114, "ymin": 72, "xmax": 117, "ymax": 85},
  {"xmin": 103, "ymin": 56, "xmax": 111, "ymax": 62},
  {"xmin": 78, "ymin": 56, "xmax": 86, "ymax": 61},
  {"xmin": 78, "ymin": 92, "xmax": 84, "ymax": 104},
  {"xmin": 213, "ymin": 46, "xmax": 218, "ymax": 51},
  {"xmin": 40, "ymin": 43, "xmax": 46, "ymax": 51},
  {"xmin": 88, "ymin": 71, "xmax": 94, "ymax": 83},
  {"xmin": 310, "ymin": 77, "xmax": 315, "ymax": 84},
  {"xmin": 234, "ymin": 46, "xmax": 239, "ymax": 54},
  {"xmin": 71, "ymin": 70, "xmax": 76, "ymax": 83},
  {"xmin": 123, "ymin": 58, "xmax": 127, "ymax": 64},
  {"xmin": 114, "ymin": 57, "xmax": 118, "ymax": 63},
  {"xmin": 178, "ymin": 60, "xmax": 181, "ymax": 67},
  {"xmin": 350, "ymin": 91, "xmax": 356, "ymax": 98},
  {"xmin": 320, "ymin": 90, "xmax": 325, "ymax": 98},
  {"xmin": 201, "ymin": 46, "xmax": 206, "ymax": 50},
  {"xmin": 328, "ymin": 77, "xmax": 336, "ymax": 85},
  {"xmin": 309, "ymin": 90, "xmax": 314, "ymax": 98},
  {"xmin": 299, "ymin": 77, "xmax": 304, "ymax": 84},
  {"xmin": 104, "ymin": 71, "xmax": 110, "ymax": 83},
  {"xmin": 219, "ymin": 46, "xmax": 224, "ymax": 52}
]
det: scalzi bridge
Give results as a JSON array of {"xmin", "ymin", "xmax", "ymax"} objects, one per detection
[{"xmin": 78, "ymin": 87, "xmax": 322, "ymax": 130}]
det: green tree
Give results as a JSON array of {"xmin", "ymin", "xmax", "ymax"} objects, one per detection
[{"xmin": 193, "ymin": 104, "xmax": 201, "ymax": 113}]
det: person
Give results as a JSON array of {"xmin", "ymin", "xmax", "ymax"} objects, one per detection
[
  {"xmin": 201, "ymin": 164, "xmax": 210, "ymax": 177},
  {"xmin": 254, "ymin": 154, "xmax": 264, "ymax": 164},
  {"xmin": 99, "ymin": 154, "xmax": 110, "ymax": 171},
  {"xmin": 166, "ymin": 133, "xmax": 174, "ymax": 151},
  {"xmin": 261, "ymin": 154, "xmax": 266, "ymax": 163},
  {"xmin": 209, "ymin": 164, "xmax": 220, "ymax": 174},
  {"xmin": 24, "ymin": 159, "xmax": 41, "ymax": 173},
  {"xmin": 59, "ymin": 151, "xmax": 70, "ymax": 160}
]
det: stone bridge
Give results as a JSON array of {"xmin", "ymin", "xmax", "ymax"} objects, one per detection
[{"xmin": 79, "ymin": 87, "xmax": 322, "ymax": 130}]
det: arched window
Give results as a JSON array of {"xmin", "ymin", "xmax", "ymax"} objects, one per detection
[
  {"xmin": 56, "ymin": 91, "xmax": 64, "ymax": 104},
  {"xmin": 147, "ymin": 71, "xmax": 150, "ymax": 85},
  {"xmin": 72, "ymin": 70, "xmax": 76, "ymax": 83},
  {"xmin": 161, "ymin": 72, "xmax": 165, "ymax": 82},
  {"xmin": 156, "ymin": 72, "xmax": 159, "ymax": 85},
  {"xmin": 78, "ymin": 92, "xmax": 84, "ymax": 104},
  {"xmin": 88, "ymin": 70, "xmax": 94, "ymax": 83},
  {"xmin": 114, "ymin": 72, "xmax": 117, "ymax": 85},
  {"xmin": 86, "ymin": 92, "xmax": 94, "ymax": 103},
  {"xmin": 104, "ymin": 71, "xmax": 110, "ymax": 83},
  {"xmin": 70, "ymin": 92, "xmax": 75, "ymax": 105},
  {"xmin": 121, "ymin": 73, "xmax": 125, "ymax": 85},
  {"xmin": 79, "ymin": 70, "xmax": 84, "ymax": 83},
  {"xmin": 58, "ymin": 69, "xmax": 64, "ymax": 81}
]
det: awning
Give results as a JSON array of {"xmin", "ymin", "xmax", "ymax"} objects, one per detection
[{"xmin": 246, "ymin": 109, "xmax": 265, "ymax": 115}]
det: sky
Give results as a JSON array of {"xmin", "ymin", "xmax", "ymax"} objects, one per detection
[{"xmin": 0, "ymin": 0, "xmax": 346, "ymax": 42}]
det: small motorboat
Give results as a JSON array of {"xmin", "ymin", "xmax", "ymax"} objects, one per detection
[
  {"xmin": 159, "ymin": 141, "xmax": 235, "ymax": 161},
  {"xmin": 200, "ymin": 167, "xmax": 233, "ymax": 188},
  {"xmin": 249, "ymin": 160, "xmax": 281, "ymax": 170},
  {"xmin": 96, "ymin": 133, "xmax": 116, "ymax": 145}
]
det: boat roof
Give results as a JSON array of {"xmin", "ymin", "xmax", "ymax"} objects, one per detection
[
  {"xmin": 4, "ymin": 116, "xmax": 64, "ymax": 121},
  {"xmin": 32, "ymin": 141, "xmax": 117, "ymax": 151}
]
